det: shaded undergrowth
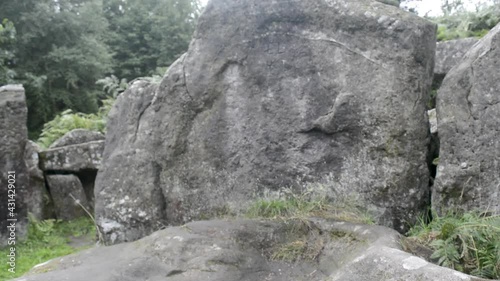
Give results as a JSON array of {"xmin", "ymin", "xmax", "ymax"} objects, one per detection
[
  {"xmin": 406, "ymin": 210, "xmax": 500, "ymax": 279},
  {"xmin": 0, "ymin": 216, "xmax": 96, "ymax": 280}
]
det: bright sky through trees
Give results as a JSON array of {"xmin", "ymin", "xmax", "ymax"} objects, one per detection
[
  {"xmin": 408, "ymin": 0, "xmax": 496, "ymax": 16},
  {"xmin": 199, "ymin": 0, "xmax": 496, "ymax": 17}
]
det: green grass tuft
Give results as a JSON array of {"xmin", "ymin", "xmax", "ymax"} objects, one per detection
[
  {"xmin": 271, "ymin": 240, "xmax": 307, "ymax": 262},
  {"xmin": 246, "ymin": 187, "xmax": 373, "ymax": 225}
]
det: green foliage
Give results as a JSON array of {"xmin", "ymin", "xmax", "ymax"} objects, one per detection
[
  {"xmin": 247, "ymin": 188, "xmax": 327, "ymax": 219},
  {"xmin": 249, "ymin": 199, "xmax": 297, "ymax": 218},
  {"xmin": 35, "ymin": 73, "xmax": 123, "ymax": 148},
  {"xmin": 271, "ymin": 240, "xmax": 307, "ymax": 262},
  {"xmin": 0, "ymin": 19, "xmax": 16, "ymax": 85},
  {"xmin": 431, "ymin": 3, "xmax": 500, "ymax": 41},
  {"xmin": 96, "ymin": 75, "xmax": 128, "ymax": 98},
  {"xmin": 0, "ymin": 216, "xmax": 96, "ymax": 280},
  {"xmin": 37, "ymin": 69, "xmax": 169, "ymax": 148},
  {"xmin": 97, "ymin": 98, "xmax": 116, "ymax": 120},
  {"xmin": 408, "ymin": 211, "xmax": 500, "ymax": 279},
  {"xmin": 0, "ymin": 0, "xmax": 113, "ymax": 138},
  {"xmin": 36, "ymin": 106, "xmax": 110, "ymax": 149},
  {"xmin": 1, "ymin": 0, "xmax": 198, "ymax": 138},
  {"xmin": 246, "ymin": 187, "xmax": 373, "ymax": 225},
  {"xmin": 104, "ymin": 0, "xmax": 200, "ymax": 80}
]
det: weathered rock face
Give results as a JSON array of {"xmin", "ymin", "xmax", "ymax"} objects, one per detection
[
  {"xmin": 50, "ymin": 129, "xmax": 105, "ymax": 149},
  {"xmin": 14, "ymin": 219, "xmax": 488, "ymax": 281},
  {"xmin": 96, "ymin": 0, "xmax": 436, "ymax": 243},
  {"xmin": 433, "ymin": 24, "xmax": 500, "ymax": 215},
  {"xmin": 434, "ymin": 38, "xmax": 478, "ymax": 79},
  {"xmin": 46, "ymin": 175, "xmax": 90, "ymax": 220},
  {"xmin": 40, "ymin": 140, "xmax": 104, "ymax": 172},
  {"xmin": 0, "ymin": 85, "xmax": 29, "ymax": 245}
]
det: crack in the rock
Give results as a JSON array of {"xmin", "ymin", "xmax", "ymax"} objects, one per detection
[
  {"xmin": 298, "ymin": 125, "xmax": 336, "ymax": 136},
  {"xmin": 288, "ymin": 32, "xmax": 386, "ymax": 68},
  {"xmin": 166, "ymin": 269, "xmax": 185, "ymax": 277},
  {"xmin": 146, "ymin": 161, "xmax": 168, "ymax": 231},
  {"xmin": 182, "ymin": 55, "xmax": 195, "ymax": 102},
  {"xmin": 465, "ymin": 66, "xmax": 475, "ymax": 120},
  {"xmin": 413, "ymin": 85, "xmax": 422, "ymax": 111},
  {"xmin": 133, "ymin": 99, "xmax": 152, "ymax": 143}
]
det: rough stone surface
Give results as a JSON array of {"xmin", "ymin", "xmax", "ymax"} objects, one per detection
[
  {"xmin": 434, "ymin": 38, "xmax": 478, "ymax": 78},
  {"xmin": 24, "ymin": 141, "xmax": 53, "ymax": 220},
  {"xmin": 433, "ymin": 24, "xmax": 500, "ymax": 215},
  {"xmin": 40, "ymin": 140, "xmax": 104, "ymax": 172},
  {"xmin": 14, "ymin": 219, "xmax": 490, "ymax": 281},
  {"xmin": 50, "ymin": 129, "xmax": 105, "ymax": 149},
  {"xmin": 46, "ymin": 175, "xmax": 90, "ymax": 220},
  {"xmin": 0, "ymin": 84, "xmax": 29, "ymax": 245},
  {"xmin": 96, "ymin": 0, "xmax": 436, "ymax": 244}
]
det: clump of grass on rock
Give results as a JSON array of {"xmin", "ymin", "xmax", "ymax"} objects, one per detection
[
  {"xmin": 243, "ymin": 185, "xmax": 372, "ymax": 263},
  {"xmin": 246, "ymin": 186, "xmax": 373, "ymax": 225}
]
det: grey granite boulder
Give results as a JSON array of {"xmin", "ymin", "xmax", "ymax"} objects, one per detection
[
  {"xmin": 39, "ymin": 140, "xmax": 104, "ymax": 172},
  {"xmin": 0, "ymin": 85, "xmax": 29, "ymax": 245},
  {"xmin": 14, "ymin": 219, "xmax": 490, "ymax": 281},
  {"xmin": 49, "ymin": 129, "xmax": 104, "ymax": 149},
  {"xmin": 95, "ymin": 0, "xmax": 436, "ymax": 244},
  {"xmin": 433, "ymin": 23, "xmax": 500, "ymax": 215},
  {"xmin": 434, "ymin": 38, "xmax": 478, "ymax": 78},
  {"xmin": 45, "ymin": 174, "xmax": 90, "ymax": 220}
]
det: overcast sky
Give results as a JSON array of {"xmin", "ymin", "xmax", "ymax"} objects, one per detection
[
  {"xmin": 409, "ymin": 0, "xmax": 444, "ymax": 16},
  {"xmin": 408, "ymin": 0, "xmax": 493, "ymax": 16},
  {"xmin": 198, "ymin": 0, "xmax": 493, "ymax": 17}
]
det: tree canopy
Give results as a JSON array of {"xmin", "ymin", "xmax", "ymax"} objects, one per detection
[
  {"xmin": 434, "ymin": 1, "xmax": 500, "ymax": 41},
  {"xmin": 0, "ymin": 0, "xmax": 199, "ymax": 138},
  {"xmin": 104, "ymin": 0, "xmax": 199, "ymax": 80},
  {"xmin": 0, "ymin": 19, "xmax": 16, "ymax": 85}
]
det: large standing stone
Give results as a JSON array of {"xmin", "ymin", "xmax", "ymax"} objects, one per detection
[
  {"xmin": 96, "ymin": 0, "xmax": 436, "ymax": 244},
  {"xmin": 433, "ymin": 24, "xmax": 500, "ymax": 215},
  {"xmin": 0, "ymin": 85, "xmax": 29, "ymax": 245},
  {"xmin": 46, "ymin": 175, "xmax": 90, "ymax": 220}
]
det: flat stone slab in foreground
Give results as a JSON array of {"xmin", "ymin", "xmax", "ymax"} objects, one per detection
[{"xmin": 14, "ymin": 219, "xmax": 488, "ymax": 281}]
